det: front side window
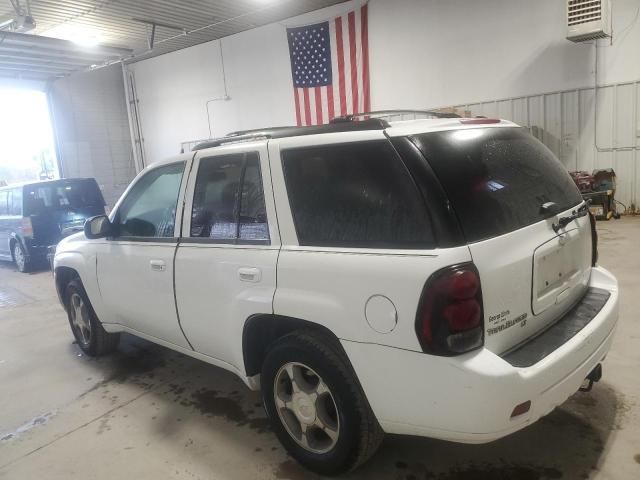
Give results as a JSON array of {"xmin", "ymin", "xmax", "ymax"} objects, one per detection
[
  {"xmin": 190, "ymin": 152, "xmax": 269, "ymax": 243},
  {"xmin": 116, "ymin": 162, "xmax": 185, "ymax": 238},
  {"xmin": 281, "ymin": 141, "xmax": 435, "ymax": 248}
]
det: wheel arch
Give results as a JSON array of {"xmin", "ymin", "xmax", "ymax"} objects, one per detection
[
  {"xmin": 242, "ymin": 314, "xmax": 344, "ymax": 377},
  {"xmin": 54, "ymin": 266, "xmax": 80, "ymax": 308}
]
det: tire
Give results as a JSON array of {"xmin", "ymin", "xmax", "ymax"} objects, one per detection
[
  {"xmin": 12, "ymin": 241, "xmax": 32, "ymax": 273},
  {"xmin": 261, "ymin": 330, "xmax": 383, "ymax": 475},
  {"xmin": 65, "ymin": 278, "xmax": 120, "ymax": 356}
]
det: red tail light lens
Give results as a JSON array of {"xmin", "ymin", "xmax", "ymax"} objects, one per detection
[
  {"xmin": 416, "ymin": 263, "xmax": 484, "ymax": 355},
  {"xmin": 21, "ymin": 217, "xmax": 34, "ymax": 237}
]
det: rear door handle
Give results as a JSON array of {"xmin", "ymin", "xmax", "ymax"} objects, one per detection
[
  {"xmin": 238, "ymin": 267, "xmax": 261, "ymax": 283},
  {"xmin": 150, "ymin": 260, "xmax": 166, "ymax": 272}
]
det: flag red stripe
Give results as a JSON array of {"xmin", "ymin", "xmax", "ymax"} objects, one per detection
[
  {"xmin": 293, "ymin": 88, "xmax": 302, "ymax": 127},
  {"xmin": 348, "ymin": 11, "xmax": 358, "ymax": 115},
  {"xmin": 327, "ymin": 86, "xmax": 335, "ymax": 121},
  {"xmin": 335, "ymin": 17, "xmax": 347, "ymax": 116},
  {"xmin": 361, "ymin": 4, "xmax": 370, "ymax": 115},
  {"xmin": 303, "ymin": 88, "xmax": 312, "ymax": 126},
  {"xmin": 315, "ymin": 87, "xmax": 323, "ymax": 125}
]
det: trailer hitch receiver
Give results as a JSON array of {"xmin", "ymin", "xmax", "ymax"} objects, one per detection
[{"xmin": 579, "ymin": 363, "xmax": 602, "ymax": 392}]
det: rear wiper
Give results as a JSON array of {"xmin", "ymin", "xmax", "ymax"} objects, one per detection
[{"xmin": 552, "ymin": 201, "xmax": 590, "ymax": 233}]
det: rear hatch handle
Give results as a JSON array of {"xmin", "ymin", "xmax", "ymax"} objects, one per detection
[{"xmin": 552, "ymin": 201, "xmax": 590, "ymax": 233}]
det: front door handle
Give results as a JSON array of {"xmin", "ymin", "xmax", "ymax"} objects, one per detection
[
  {"xmin": 238, "ymin": 267, "xmax": 261, "ymax": 283},
  {"xmin": 150, "ymin": 259, "xmax": 166, "ymax": 272}
]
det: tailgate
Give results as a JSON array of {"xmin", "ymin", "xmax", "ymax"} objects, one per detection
[
  {"xmin": 409, "ymin": 126, "xmax": 593, "ymax": 355},
  {"xmin": 469, "ymin": 212, "xmax": 592, "ymax": 354}
]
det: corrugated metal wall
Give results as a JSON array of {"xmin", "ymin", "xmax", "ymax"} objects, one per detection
[
  {"xmin": 454, "ymin": 80, "xmax": 640, "ymax": 211},
  {"xmin": 49, "ymin": 65, "xmax": 137, "ymax": 207}
]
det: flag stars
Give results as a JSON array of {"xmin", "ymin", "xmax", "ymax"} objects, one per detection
[{"xmin": 288, "ymin": 21, "xmax": 331, "ymax": 87}]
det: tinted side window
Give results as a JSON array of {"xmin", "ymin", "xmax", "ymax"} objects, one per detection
[
  {"xmin": 190, "ymin": 152, "xmax": 269, "ymax": 242},
  {"xmin": 117, "ymin": 162, "xmax": 185, "ymax": 238},
  {"xmin": 0, "ymin": 191, "xmax": 8, "ymax": 216},
  {"xmin": 281, "ymin": 141, "xmax": 434, "ymax": 248},
  {"xmin": 191, "ymin": 155, "xmax": 243, "ymax": 240},
  {"xmin": 10, "ymin": 189, "xmax": 22, "ymax": 216},
  {"xmin": 239, "ymin": 158, "xmax": 268, "ymax": 241}
]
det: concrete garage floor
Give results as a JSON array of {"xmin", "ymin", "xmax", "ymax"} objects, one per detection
[{"xmin": 0, "ymin": 220, "xmax": 639, "ymax": 480}]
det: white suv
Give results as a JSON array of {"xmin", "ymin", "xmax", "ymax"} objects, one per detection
[{"xmin": 53, "ymin": 114, "xmax": 619, "ymax": 475}]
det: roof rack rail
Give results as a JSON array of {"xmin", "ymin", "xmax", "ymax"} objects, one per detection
[
  {"xmin": 330, "ymin": 110, "xmax": 461, "ymax": 123},
  {"xmin": 193, "ymin": 133, "xmax": 272, "ymax": 151},
  {"xmin": 193, "ymin": 118, "xmax": 389, "ymax": 151},
  {"xmin": 225, "ymin": 125, "xmax": 298, "ymax": 137}
]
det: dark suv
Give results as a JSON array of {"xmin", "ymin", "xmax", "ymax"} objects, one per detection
[{"xmin": 0, "ymin": 178, "xmax": 106, "ymax": 272}]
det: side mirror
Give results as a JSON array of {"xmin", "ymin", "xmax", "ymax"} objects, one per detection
[{"xmin": 84, "ymin": 215, "xmax": 113, "ymax": 239}]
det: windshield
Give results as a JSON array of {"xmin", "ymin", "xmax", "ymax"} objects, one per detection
[
  {"xmin": 24, "ymin": 179, "xmax": 105, "ymax": 215},
  {"xmin": 412, "ymin": 127, "xmax": 583, "ymax": 243}
]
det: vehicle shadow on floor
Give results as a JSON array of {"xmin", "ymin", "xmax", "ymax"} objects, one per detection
[
  {"xmin": 76, "ymin": 334, "xmax": 623, "ymax": 480},
  {"xmin": 0, "ymin": 259, "xmax": 50, "ymax": 274}
]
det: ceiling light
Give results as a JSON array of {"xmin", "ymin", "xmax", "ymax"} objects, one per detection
[
  {"xmin": 71, "ymin": 34, "xmax": 102, "ymax": 47},
  {"xmin": 42, "ymin": 25, "xmax": 103, "ymax": 47}
]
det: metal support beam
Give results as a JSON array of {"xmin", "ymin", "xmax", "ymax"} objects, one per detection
[
  {"xmin": 0, "ymin": 64, "xmax": 66, "ymax": 75},
  {"xmin": 149, "ymin": 22, "xmax": 156, "ymax": 49},
  {"xmin": 0, "ymin": 69, "xmax": 49, "ymax": 81},
  {"xmin": 0, "ymin": 44, "xmax": 114, "ymax": 63},
  {"xmin": 0, "ymin": 51, "xmax": 91, "ymax": 67},
  {"xmin": 0, "ymin": 56, "xmax": 79, "ymax": 71},
  {"xmin": 0, "ymin": 30, "xmax": 132, "ymax": 58}
]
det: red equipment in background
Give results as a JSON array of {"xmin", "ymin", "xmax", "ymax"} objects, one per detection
[
  {"xmin": 570, "ymin": 169, "xmax": 618, "ymax": 220},
  {"xmin": 569, "ymin": 171, "xmax": 595, "ymax": 193}
]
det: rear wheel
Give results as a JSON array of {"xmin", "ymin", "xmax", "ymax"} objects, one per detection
[
  {"xmin": 65, "ymin": 279, "xmax": 120, "ymax": 356},
  {"xmin": 261, "ymin": 331, "xmax": 383, "ymax": 475},
  {"xmin": 12, "ymin": 241, "xmax": 31, "ymax": 273}
]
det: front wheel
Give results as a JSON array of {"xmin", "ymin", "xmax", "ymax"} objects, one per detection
[
  {"xmin": 261, "ymin": 331, "xmax": 383, "ymax": 475},
  {"xmin": 65, "ymin": 279, "xmax": 120, "ymax": 356}
]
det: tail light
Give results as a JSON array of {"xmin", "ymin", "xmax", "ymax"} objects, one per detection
[
  {"xmin": 22, "ymin": 217, "xmax": 34, "ymax": 237},
  {"xmin": 588, "ymin": 211, "xmax": 598, "ymax": 266},
  {"xmin": 415, "ymin": 263, "xmax": 484, "ymax": 355}
]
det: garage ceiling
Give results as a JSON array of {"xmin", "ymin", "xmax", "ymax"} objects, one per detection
[{"xmin": 0, "ymin": 0, "xmax": 348, "ymax": 81}]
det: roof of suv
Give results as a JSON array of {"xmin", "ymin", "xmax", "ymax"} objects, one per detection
[
  {"xmin": 193, "ymin": 116, "xmax": 519, "ymax": 152},
  {"xmin": 0, "ymin": 177, "xmax": 98, "ymax": 191}
]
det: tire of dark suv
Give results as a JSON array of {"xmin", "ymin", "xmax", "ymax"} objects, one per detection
[
  {"xmin": 261, "ymin": 330, "xmax": 383, "ymax": 475},
  {"xmin": 12, "ymin": 241, "xmax": 32, "ymax": 273},
  {"xmin": 65, "ymin": 278, "xmax": 120, "ymax": 356}
]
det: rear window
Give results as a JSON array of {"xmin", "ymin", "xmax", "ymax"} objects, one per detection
[
  {"xmin": 281, "ymin": 140, "xmax": 435, "ymax": 248},
  {"xmin": 24, "ymin": 179, "xmax": 105, "ymax": 215},
  {"xmin": 413, "ymin": 128, "xmax": 583, "ymax": 243}
]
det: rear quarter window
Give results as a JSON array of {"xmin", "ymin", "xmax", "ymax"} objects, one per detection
[
  {"xmin": 24, "ymin": 179, "xmax": 105, "ymax": 215},
  {"xmin": 281, "ymin": 140, "xmax": 435, "ymax": 249},
  {"xmin": 412, "ymin": 128, "xmax": 583, "ymax": 243}
]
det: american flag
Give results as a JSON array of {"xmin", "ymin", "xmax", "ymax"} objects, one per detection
[{"xmin": 287, "ymin": 4, "xmax": 370, "ymax": 126}]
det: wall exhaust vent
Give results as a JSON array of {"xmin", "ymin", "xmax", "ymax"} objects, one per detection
[{"xmin": 567, "ymin": 0, "xmax": 611, "ymax": 42}]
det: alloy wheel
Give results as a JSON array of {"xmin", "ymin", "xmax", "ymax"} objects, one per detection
[
  {"xmin": 69, "ymin": 292, "xmax": 92, "ymax": 346},
  {"xmin": 274, "ymin": 362, "xmax": 340, "ymax": 454}
]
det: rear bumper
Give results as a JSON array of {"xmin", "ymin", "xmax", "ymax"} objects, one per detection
[
  {"xmin": 342, "ymin": 266, "xmax": 618, "ymax": 443},
  {"xmin": 24, "ymin": 244, "xmax": 48, "ymax": 261}
]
